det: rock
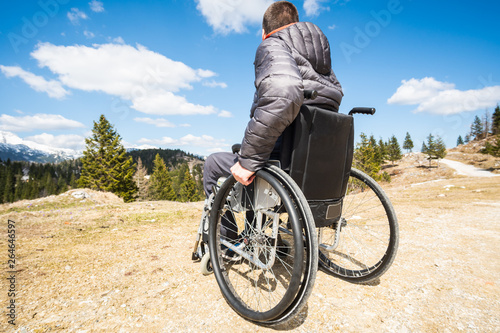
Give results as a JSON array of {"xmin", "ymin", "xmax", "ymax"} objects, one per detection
[{"xmin": 72, "ymin": 191, "xmax": 91, "ymax": 200}]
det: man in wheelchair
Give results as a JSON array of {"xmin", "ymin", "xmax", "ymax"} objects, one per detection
[
  {"xmin": 195, "ymin": 2, "xmax": 398, "ymax": 324},
  {"xmin": 203, "ymin": 0, "xmax": 343, "ymax": 198}
]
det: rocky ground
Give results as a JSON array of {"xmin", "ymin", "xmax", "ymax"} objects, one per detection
[{"xmin": 1, "ymin": 152, "xmax": 499, "ymax": 332}]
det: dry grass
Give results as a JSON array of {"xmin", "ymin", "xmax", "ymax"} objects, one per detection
[{"xmin": 1, "ymin": 160, "xmax": 499, "ymax": 332}]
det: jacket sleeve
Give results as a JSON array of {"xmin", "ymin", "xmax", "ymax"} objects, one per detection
[{"xmin": 238, "ymin": 38, "xmax": 304, "ymax": 172}]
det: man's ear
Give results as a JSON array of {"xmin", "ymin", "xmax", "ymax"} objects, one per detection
[{"xmin": 262, "ymin": 29, "xmax": 266, "ymax": 40}]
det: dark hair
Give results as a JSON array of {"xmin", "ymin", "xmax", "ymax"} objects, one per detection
[{"xmin": 262, "ymin": 1, "xmax": 299, "ymax": 34}]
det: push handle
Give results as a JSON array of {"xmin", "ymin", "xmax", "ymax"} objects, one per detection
[
  {"xmin": 348, "ymin": 107, "xmax": 376, "ymax": 116},
  {"xmin": 232, "ymin": 143, "xmax": 241, "ymax": 154},
  {"xmin": 304, "ymin": 90, "xmax": 318, "ymax": 100}
]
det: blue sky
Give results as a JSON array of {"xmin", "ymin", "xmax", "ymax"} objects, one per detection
[{"xmin": 1, "ymin": 0, "xmax": 499, "ymax": 157}]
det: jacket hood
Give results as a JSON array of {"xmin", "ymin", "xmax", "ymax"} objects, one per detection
[{"xmin": 272, "ymin": 22, "xmax": 332, "ymax": 75}]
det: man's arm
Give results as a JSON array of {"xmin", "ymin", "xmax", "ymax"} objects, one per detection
[{"xmin": 238, "ymin": 38, "xmax": 304, "ymax": 173}]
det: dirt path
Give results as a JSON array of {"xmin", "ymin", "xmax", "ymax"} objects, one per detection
[
  {"xmin": 1, "ymin": 175, "xmax": 499, "ymax": 332},
  {"xmin": 441, "ymin": 158, "xmax": 500, "ymax": 177}
]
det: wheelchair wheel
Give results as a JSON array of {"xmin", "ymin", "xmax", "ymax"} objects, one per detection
[
  {"xmin": 209, "ymin": 165, "xmax": 318, "ymax": 324},
  {"xmin": 318, "ymin": 168, "xmax": 398, "ymax": 283},
  {"xmin": 200, "ymin": 252, "xmax": 213, "ymax": 275}
]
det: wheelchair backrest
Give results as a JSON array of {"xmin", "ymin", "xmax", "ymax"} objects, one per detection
[{"xmin": 280, "ymin": 105, "xmax": 354, "ymax": 227}]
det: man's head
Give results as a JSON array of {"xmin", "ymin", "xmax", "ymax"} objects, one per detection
[{"xmin": 262, "ymin": 1, "xmax": 299, "ymax": 35}]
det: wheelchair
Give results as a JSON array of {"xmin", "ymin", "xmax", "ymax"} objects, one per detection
[{"xmin": 192, "ymin": 91, "xmax": 399, "ymax": 325}]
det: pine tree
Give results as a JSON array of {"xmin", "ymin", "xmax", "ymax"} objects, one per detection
[
  {"xmin": 387, "ymin": 135, "xmax": 403, "ymax": 164},
  {"xmin": 378, "ymin": 138, "xmax": 387, "ymax": 164},
  {"xmin": 403, "ymin": 132, "xmax": 414, "ymax": 153},
  {"xmin": 43, "ymin": 171, "xmax": 56, "ymax": 196},
  {"xmin": 480, "ymin": 140, "xmax": 499, "ymax": 157},
  {"xmin": 57, "ymin": 175, "xmax": 67, "ymax": 194},
  {"xmin": 13, "ymin": 174, "xmax": 23, "ymax": 202},
  {"xmin": 21, "ymin": 178, "xmax": 31, "ymax": 200},
  {"xmin": 70, "ymin": 172, "xmax": 77, "ymax": 188},
  {"xmin": 464, "ymin": 133, "xmax": 471, "ymax": 143},
  {"xmin": 0, "ymin": 167, "xmax": 5, "ymax": 204},
  {"xmin": 422, "ymin": 134, "xmax": 447, "ymax": 167},
  {"xmin": 179, "ymin": 169, "xmax": 200, "ymax": 202},
  {"xmin": 172, "ymin": 163, "xmax": 189, "ymax": 196},
  {"xmin": 435, "ymin": 136, "xmax": 447, "ymax": 159},
  {"xmin": 492, "ymin": 105, "xmax": 500, "ymax": 135},
  {"xmin": 29, "ymin": 178, "xmax": 40, "ymax": 200},
  {"xmin": 470, "ymin": 115, "xmax": 484, "ymax": 140},
  {"xmin": 3, "ymin": 170, "xmax": 14, "ymax": 203},
  {"xmin": 483, "ymin": 109, "xmax": 491, "ymax": 139},
  {"xmin": 192, "ymin": 164, "xmax": 205, "ymax": 198},
  {"xmin": 456, "ymin": 135, "xmax": 464, "ymax": 146},
  {"xmin": 79, "ymin": 114, "xmax": 137, "ymax": 202},
  {"xmin": 369, "ymin": 135, "xmax": 383, "ymax": 166},
  {"xmin": 354, "ymin": 133, "xmax": 381, "ymax": 180},
  {"xmin": 149, "ymin": 154, "xmax": 176, "ymax": 201},
  {"xmin": 133, "ymin": 157, "xmax": 150, "ymax": 201}
]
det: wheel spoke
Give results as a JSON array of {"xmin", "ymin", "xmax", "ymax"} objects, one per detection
[{"xmin": 318, "ymin": 168, "xmax": 398, "ymax": 283}]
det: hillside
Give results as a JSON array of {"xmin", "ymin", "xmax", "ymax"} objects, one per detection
[
  {"xmin": 447, "ymin": 137, "xmax": 500, "ymax": 173},
  {"xmin": 1, "ymin": 151, "xmax": 499, "ymax": 332},
  {"xmin": 381, "ymin": 138, "xmax": 500, "ymax": 187}
]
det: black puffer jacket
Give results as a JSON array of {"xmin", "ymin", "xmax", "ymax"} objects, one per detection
[{"xmin": 238, "ymin": 22, "xmax": 343, "ymax": 172}]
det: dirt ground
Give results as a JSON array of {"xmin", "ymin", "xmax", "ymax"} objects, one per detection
[{"xmin": 1, "ymin": 157, "xmax": 499, "ymax": 332}]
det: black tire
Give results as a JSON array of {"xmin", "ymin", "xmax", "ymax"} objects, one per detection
[
  {"xmin": 318, "ymin": 168, "xmax": 398, "ymax": 283},
  {"xmin": 209, "ymin": 165, "xmax": 318, "ymax": 323},
  {"xmin": 261, "ymin": 166, "xmax": 318, "ymax": 326}
]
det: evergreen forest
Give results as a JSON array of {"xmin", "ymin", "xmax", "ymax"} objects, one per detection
[{"xmin": 9, "ymin": 105, "xmax": 500, "ymax": 205}]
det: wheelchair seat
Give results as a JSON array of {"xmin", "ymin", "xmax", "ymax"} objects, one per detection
[{"xmin": 280, "ymin": 104, "xmax": 354, "ymax": 227}]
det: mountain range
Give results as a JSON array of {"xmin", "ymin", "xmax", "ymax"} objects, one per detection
[{"xmin": 0, "ymin": 131, "xmax": 82, "ymax": 163}]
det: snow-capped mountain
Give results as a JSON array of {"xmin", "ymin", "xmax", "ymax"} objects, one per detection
[{"xmin": 0, "ymin": 131, "xmax": 82, "ymax": 163}]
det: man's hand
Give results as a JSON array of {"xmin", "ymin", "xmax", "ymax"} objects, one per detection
[{"xmin": 230, "ymin": 162, "xmax": 255, "ymax": 186}]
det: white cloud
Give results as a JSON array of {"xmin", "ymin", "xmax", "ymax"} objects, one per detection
[
  {"xmin": 0, "ymin": 65, "xmax": 69, "ymax": 99},
  {"xmin": 197, "ymin": 69, "xmax": 217, "ymax": 78},
  {"xmin": 89, "ymin": 0, "xmax": 104, "ymax": 13},
  {"xmin": 387, "ymin": 77, "xmax": 454, "ymax": 105},
  {"xmin": 112, "ymin": 36, "xmax": 125, "ymax": 44},
  {"xmin": 83, "ymin": 30, "xmax": 95, "ymax": 39},
  {"xmin": 139, "ymin": 134, "xmax": 228, "ymax": 148},
  {"xmin": 196, "ymin": 0, "xmax": 273, "ymax": 34},
  {"xmin": 134, "ymin": 117, "xmax": 176, "ymax": 128},
  {"xmin": 25, "ymin": 133, "xmax": 85, "ymax": 150},
  {"xmin": 203, "ymin": 80, "xmax": 228, "ymax": 88},
  {"xmin": 122, "ymin": 142, "xmax": 158, "ymax": 150},
  {"xmin": 30, "ymin": 42, "xmax": 222, "ymax": 116},
  {"xmin": 138, "ymin": 136, "xmax": 177, "ymax": 146},
  {"xmin": 218, "ymin": 110, "xmax": 233, "ymax": 118},
  {"xmin": 304, "ymin": 0, "xmax": 330, "ymax": 17},
  {"xmin": 132, "ymin": 91, "xmax": 217, "ymax": 116},
  {"xmin": 388, "ymin": 77, "xmax": 500, "ymax": 115},
  {"xmin": 67, "ymin": 8, "xmax": 88, "ymax": 25},
  {"xmin": 0, "ymin": 114, "xmax": 85, "ymax": 132},
  {"xmin": 207, "ymin": 147, "xmax": 225, "ymax": 153}
]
